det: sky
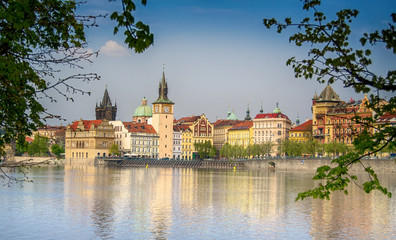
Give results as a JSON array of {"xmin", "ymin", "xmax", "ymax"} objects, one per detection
[{"xmin": 41, "ymin": 0, "xmax": 396, "ymax": 126}]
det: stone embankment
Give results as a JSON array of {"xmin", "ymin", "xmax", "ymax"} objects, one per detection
[
  {"xmin": 100, "ymin": 157, "xmax": 396, "ymax": 173},
  {"xmin": 12, "ymin": 156, "xmax": 64, "ymax": 165},
  {"xmin": 244, "ymin": 158, "xmax": 396, "ymax": 174}
]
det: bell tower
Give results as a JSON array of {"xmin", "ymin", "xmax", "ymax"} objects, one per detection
[{"xmin": 152, "ymin": 71, "xmax": 174, "ymax": 159}]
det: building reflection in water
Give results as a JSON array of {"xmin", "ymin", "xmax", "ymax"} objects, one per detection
[{"xmin": 61, "ymin": 165, "xmax": 396, "ymax": 239}]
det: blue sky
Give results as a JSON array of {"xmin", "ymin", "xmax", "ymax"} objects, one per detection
[{"xmin": 42, "ymin": 0, "xmax": 396, "ymax": 125}]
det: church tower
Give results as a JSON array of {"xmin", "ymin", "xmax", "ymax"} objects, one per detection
[
  {"xmin": 152, "ymin": 72, "xmax": 174, "ymax": 159},
  {"xmin": 96, "ymin": 86, "xmax": 117, "ymax": 121}
]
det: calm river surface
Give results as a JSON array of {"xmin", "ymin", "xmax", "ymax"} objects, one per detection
[{"xmin": 0, "ymin": 165, "xmax": 395, "ymax": 239}]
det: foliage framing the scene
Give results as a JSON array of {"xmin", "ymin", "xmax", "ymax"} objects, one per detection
[
  {"xmin": 264, "ymin": 0, "xmax": 395, "ymax": 200},
  {"xmin": 0, "ymin": 0, "xmax": 153, "ymax": 158}
]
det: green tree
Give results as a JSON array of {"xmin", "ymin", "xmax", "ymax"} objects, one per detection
[
  {"xmin": 1, "ymin": 1, "xmax": 153, "ymax": 183},
  {"xmin": 0, "ymin": 0, "xmax": 153, "ymax": 160},
  {"xmin": 209, "ymin": 146, "xmax": 217, "ymax": 158},
  {"xmin": 15, "ymin": 139, "xmax": 29, "ymax": 156},
  {"xmin": 194, "ymin": 141, "xmax": 213, "ymax": 159},
  {"xmin": 28, "ymin": 135, "xmax": 49, "ymax": 156},
  {"xmin": 109, "ymin": 144, "xmax": 120, "ymax": 156},
  {"xmin": 51, "ymin": 144, "xmax": 65, "ymax": 158},
  {"xmin": 264, "ymin": 0, "xmax": 395, "ymax": 200}
]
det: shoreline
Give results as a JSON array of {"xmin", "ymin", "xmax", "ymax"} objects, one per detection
[{"xmin": 8, "ymin": 156, "xmax": 396, "ymax": 174}]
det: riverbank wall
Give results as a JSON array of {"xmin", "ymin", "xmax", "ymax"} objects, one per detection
[
  {"xmin": 13, "ymin": 156, "xmax": 64, "ymax": 165},
  {"xmin": 21, "ymin": 156, "xmax": 395, "ymax": 174},
  {"xmin": 244, "ymin": 158, "xmax": 396, "ymax": 174},
  {"xmin": 100, "ymin": 157, "xmax": 396, "ymax": 174}
]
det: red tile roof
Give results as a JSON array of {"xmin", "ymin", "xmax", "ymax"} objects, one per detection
[
  {"xmin": 123, "ymin": 122, "xmax": 157, "ymax": 134},
  {"xmin": 379, "ymin": 112, "xmax": 396, "ymax": 121},
  {"xmin": 254, "ymin": 113, "xmax": 290, "ymax": 120},
  {"xmin": 229, "ymin": 121, "xmax": 253, "ymax": 131},
  {"xmin": 290, "ymin": 120, "xmax": 313, "ymax": 132},
  {"xmin": 25, "ymin": 136, "xmax": 34, "ymax": 143},
  {"xmin": 69, "ymin": 120, "xmax": 103, "ymax": 131},
  {"xmin": 173, "ymin": 124, "xmax": 192, "ymax": 132}
]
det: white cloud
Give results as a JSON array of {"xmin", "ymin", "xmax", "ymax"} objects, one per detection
[{"xmin": 99, "ymin": 40, "xmax": 129, "ymax": 57}]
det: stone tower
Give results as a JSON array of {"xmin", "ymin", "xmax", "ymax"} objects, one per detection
[
  {"xmin": 96, "ymin": 87, "xmax": 117, "ymax": 121},
  {"xmin": 152, "ymin": 71, "xmax": 174, "ymax": 159}
]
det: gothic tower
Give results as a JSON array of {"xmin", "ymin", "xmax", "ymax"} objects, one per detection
[
  {"xmin": 96, "ymin": 86, "xmax": 117, "ymax": 121},
  {"xmin": 152, "ymin": 71, "xmax": 174, "ymax": 159}
]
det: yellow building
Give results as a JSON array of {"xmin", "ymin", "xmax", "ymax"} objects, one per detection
[
  {"xmin": 228, "ymin": 121, "xmax": 253, "ymax": 147},
  {"xmin": 289, "ymin": 120, "xmax": 313, "ymax": 143},
  {"xmin": 175, "ymin": 114, "xmax": 214, "ymax": 160},
  {"xmin": 178, "ymin": 125, "xmax": 193, "ymax": 160},
  {"xmin": 65, "ymin": 119, "xmax": 115, "ymax": 163},
  {"xmin": 312, "ymin": 85, "xmax": 341, "ymax": 143},
  {"xmin": 151, "ymin": 72, "xmax": 174, "ymax": 159}
]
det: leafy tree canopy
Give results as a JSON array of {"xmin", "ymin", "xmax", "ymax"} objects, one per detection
[
  {"xmin": 109, "ymin": 144, "xmax": 120, "ymax": 156},
  {"xmin": 264, "ymin": 0, "xmax": 395, "ymax": 200},
  {"xmin": 28, "ymin": 135, "xmax": 49, "ymax": 156},
  {"xmin": 0, "ymin": 0, "xmax": 153, "ymax": 161}
]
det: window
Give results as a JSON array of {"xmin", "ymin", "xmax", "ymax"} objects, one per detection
[{"xmin": 278, "ymin": 131, "xmax": 281, "ymax": 136}]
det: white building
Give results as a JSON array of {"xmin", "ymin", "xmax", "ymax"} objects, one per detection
[
  {"xmin": 173, "ymin": 126, "xmax": 182, "ymax": 159},
  {"xmin": 110, "ymin": 120, "xmax": 132, "ymax": 154},
  {"xmin": 252, "ymin": 104, "xmax": 291, "ymax": 156}
]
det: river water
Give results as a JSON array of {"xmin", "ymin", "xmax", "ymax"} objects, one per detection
[{"xmin": 0, "ymin": 165, "xmax": 395, "ymax": 239}]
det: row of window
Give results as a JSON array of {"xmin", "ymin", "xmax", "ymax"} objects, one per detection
[
  {"xmin": 254, "ymin": 123, "xmax": 283, "ymax": 128},
  {"xmin": 290, "ymin": 133, "xmax": 311, "ymax": 138},
  {"xmin": 71, "ymin": 152, "xmax": 107, "ymax": 158}
]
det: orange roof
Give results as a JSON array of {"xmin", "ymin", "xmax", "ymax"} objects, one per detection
[
  {"xmin": 69, "ymin": 120, "xmax": 103, "ymax": 131},
  {"xmin": 229, "ymin": 121, "xmax": 253, "ymax": 131},
  {"xmin": 290, "ymin": 120, "xmax": 313, "ymax": 132},
  {"xmin": 254, "ymin": 113, "xmax": 290, "ymax": 120},
  {"xmin": 25, "ymin": 136, "xmax": 34, "ymax": 143},
  {"xmin": 123, "ymin": 122, "xmax": 157, "ymax": 134}
]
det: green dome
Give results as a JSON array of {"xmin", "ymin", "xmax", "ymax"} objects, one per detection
[
  {"xmin": 227, "ymin": 112, "xmax": 239, "ymax": 120},
  {"xmin": 133, "ymin": 97, "xmax": 152, "ymax": 117},
  {"xmin": 273, "ymin": 102, "xmax": 282, "ymax": 114}
]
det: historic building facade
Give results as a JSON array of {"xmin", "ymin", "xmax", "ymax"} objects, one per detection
[
  {"xmin": 65, "ymin": 119, "xmax": 115, "ymax": 162},
  {"xmin": 125, "ymin": 123, "xmax": 159, "ymax": 158},
  {"xmin": 228, "ymin": 121, "xmax": 253, "ymax": 147},
  {"xmin": 110, "ymin": 120, "xmax": 132, "ymax": 153},
  {"xmin": 312, "ymin": 85, "xmax": 376, "ymax": 145},
  {"xmin": 289, "ymin": 119, "xmax": 313, "ymax": 143},
  {"xmin": 253, "ymin": 104, "xmax": 291, "ymax": 156},
  {"xmin": 213, "ymin": 119, "xmax": 241, "ymax": 151},
  {"xmin": 175, "ymin": 114, "xmax": 214, "ymax": 160},
  {"xmin": 96, "ymin": 87, "xmax": 117, "ymax": 121},
  {"xmin": 312, "ymin": 85, "xmax": 342, "ymax": 143},
  {"xmin": 151, "ymin": 72, "xmax": 174, "ymax": 158}
]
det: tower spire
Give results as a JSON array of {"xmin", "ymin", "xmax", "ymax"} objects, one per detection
[
  {"xmin": 153, "ymin": 70, "xmax": 174, "ymax": 104},
  {"xmin": 244, "ymin": 102, "xmax": 251, "ymax": 120}
]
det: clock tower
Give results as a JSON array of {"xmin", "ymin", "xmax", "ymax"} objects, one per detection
[{"xmin": 152, "ymin": 71, "xmax": 174, "ymax": 159}]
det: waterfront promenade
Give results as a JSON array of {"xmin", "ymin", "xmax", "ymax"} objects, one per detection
[{"xmin": 99, "ymin": 156, "xmax": 396, "ymax": 174}]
